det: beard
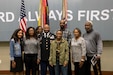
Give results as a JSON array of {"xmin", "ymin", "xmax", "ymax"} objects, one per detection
[
  {"xmin": 60, "ymin": 26, "xmax": 65, "ymax": 30},
  {"xmin": 86, "ymin": 28, "xmax": 93, "ymax": 33}
]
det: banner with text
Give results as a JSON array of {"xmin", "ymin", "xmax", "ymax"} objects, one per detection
[{"xmin": 0, "ymin": 0, "xmax": 113, "ymax": 41}]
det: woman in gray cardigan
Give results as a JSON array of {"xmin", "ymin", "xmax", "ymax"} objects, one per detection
[{"xmin": 71, "ymin": 28, "xmax": 86, "ymax": 75}]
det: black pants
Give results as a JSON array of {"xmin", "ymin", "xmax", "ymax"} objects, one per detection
[
  {"xmin": 24, "ymin": 54, "xmax": 37, "ymax": 75},
  {"xmin": 36, "ymin": 64, "xmax": 39, "ymax": 75},
  {"xmin": 85, "ymin": 56, "xmax": 102, "ymax": 75},
  {"xmin": 74, "ymin": 62, "xmax": 85, "ymax": 75},
  {"xmin": 40, "ymin": 60, "xmax": 55, "ymax": 75},
  {"xmin": 68, "ymin": 52, "xmax": 72, "ymax": 75}
]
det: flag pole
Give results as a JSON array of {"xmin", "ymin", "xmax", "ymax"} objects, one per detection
[
  {"xmin": 62, "ymin": 0, "xmax": 68, "ymax": 27},
  {"xmin": 38, "ymin": 0, "xmax": 43, "ymax": 27}
]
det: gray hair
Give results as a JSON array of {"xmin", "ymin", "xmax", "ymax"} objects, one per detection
[{"xmin": 87, "ymin": 21, "xmax": 93, "ymax": 25}]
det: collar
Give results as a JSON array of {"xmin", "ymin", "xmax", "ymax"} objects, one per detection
[
  {"xmin": 43, "ymin": 32, "xmax": 50, "ymax": 38},
  {"xmin": 43, "ymin": 31, "xmax": 50, "ymax": 34},
  {"xmin": 54, "ymin": 38, "xmax": 65, "ymax": 43}
]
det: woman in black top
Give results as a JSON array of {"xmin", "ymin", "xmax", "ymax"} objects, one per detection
[
  {"xmin": 36, "ymin": 26, "xmax": 43, "ymax": 40},
  {"xmin": 36, "ymin": 26, "xmax": 43, "ymax": 75}
]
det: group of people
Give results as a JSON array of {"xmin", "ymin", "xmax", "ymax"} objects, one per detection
[{"xmin": 9, "ymin": 20, "xmax": 103, "ymax": 75}]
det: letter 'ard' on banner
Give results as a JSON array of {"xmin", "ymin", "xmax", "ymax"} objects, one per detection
[{"xmin": 0, "ymin": 0, "xmax": 113, "ymax": 41}]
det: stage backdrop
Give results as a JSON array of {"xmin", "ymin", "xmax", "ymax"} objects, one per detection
[{"xmin": 0, "ymin": 0, "xmax": 113, "ymax": 41}]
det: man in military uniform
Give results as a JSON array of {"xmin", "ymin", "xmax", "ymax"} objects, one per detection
[{"xmin": 40, "ymin": 24, "xmax": 55, "ymax": 75}]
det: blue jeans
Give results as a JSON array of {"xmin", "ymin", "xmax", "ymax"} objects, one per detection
[
  {"xmin": 54, "ymin": 60, "xmax": 68, "ymax": 75},
  {"xmin": 41, "ymin": 60, "xmax": 54, "ymax": 75}
]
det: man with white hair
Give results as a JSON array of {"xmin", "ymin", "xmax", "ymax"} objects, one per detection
[{"xmin": 83, "ymin": 21, "xmax": 103, "ymax": 75}]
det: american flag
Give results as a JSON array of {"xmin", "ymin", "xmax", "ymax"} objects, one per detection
[{"xmin": 19, "ymin": 0, "xmax": 27, "ymax": 33}]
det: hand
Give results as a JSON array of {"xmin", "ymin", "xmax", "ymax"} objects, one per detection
[
  {"xmin": 96, "ymin": 56, "xmax": 100, "ymax": 61},
  {"xmin": 50, "ymin": 63, "xmax": 53, "ymax": 67},
  {"xmin": 37, "ymin": 59, "xmax": 40, "ymax": 64},
  {"xmin": 63, "ymin": 61, "xmax": 68, "ymax": 67},
  {"xmin": 22, "ymin": 51, "xmax": 24, "ymax": 54},
  {"xmin": 12, "ymin": 61, "xmax": 16, "ymax": 68},
  {"xmin": 79, "ymin": 61, "xmax": 84, "ymax": 68},
  {"xmin": 72, "ymin": 59, "xmax": 74, "ymax": 64}
]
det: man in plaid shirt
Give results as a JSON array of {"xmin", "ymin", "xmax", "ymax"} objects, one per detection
[{"xmin": 59, "ymin": 20, "xmax": 71, "ymax": 45}]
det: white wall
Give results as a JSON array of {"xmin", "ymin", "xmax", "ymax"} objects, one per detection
[{"xmin": 0, "ymin": 41, "xmax": 113, "ymax": 71}]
